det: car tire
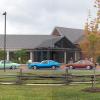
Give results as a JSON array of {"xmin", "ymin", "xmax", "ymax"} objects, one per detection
[
  {"xmin": 69, "ymin": 66, "xmax": 73, "ymax": 69},
  {"xmin": 10, "ymin": 66, "xmax": 16, "ymax": 69},
  {"xmin": 86, "ymin": 66, "xmax": 91, "ymax": 70},
  {"xmin": 52, "ymin": 66, "xmax": 56, "ymax": 70},
  {"xmin": 33, "ymin": 66, "xmax": 37, "ymax": 70}
]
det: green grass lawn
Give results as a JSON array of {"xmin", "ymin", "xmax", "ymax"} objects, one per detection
[
  {"xmin": 0, "ymin": 69, "xmax": 100, "ymax": 75},
  {"xmin": 0, "ymin": 84, "xmax": 100, "ymax": 100},
  {"xmin": 0, "ymin": 70, "xmax": 99, "ymax": 100},
  {"xmin": 23, "ymin": 69, "xmax": 100, "ymax": 75}
]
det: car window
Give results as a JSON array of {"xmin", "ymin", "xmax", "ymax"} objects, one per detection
[
  {"xmin": 41, "ymin": 61, "xmax": 48, "ymax": 64},
  {"xmin": 0, "ymin": 60, "xmax": 12, "ymax": 63},
  {"xmin": 75, "ymin": 61, "xmax": 81, "ymax": 64},
  {"xmin": 0, "ymin": 61, "xmax": 4, "ymax": 63},
  {"xmin": 75, "ymin": 60, "xmax": 84, "ymax": 64},
  {"xmin": 49, "ymin": 60, "xmax": 54, "ymax": 63},
  {"xmin": 82, "ymin": 61, "xmax": 85, "ymax": 64},
  {"xmin": 0, "ymin": 60, "xmax": 6, "ymax": 63},
  {"xmin": 6, "ymin": 61, "xmax": 12, "ymax": 63},
  {"xmin": 75, "ymin": 60, "xmax": 93, "ymax": 64}
]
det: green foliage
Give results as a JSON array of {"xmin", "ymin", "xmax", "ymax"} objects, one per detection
[
  {"xmin": 97, "ymin": 56, "xmax": 100, "ymax": 64},
  {"xmin": 0, "ymin": 84, "xmax": 100, "ymax": 100},
  {"xmin": 14, "ymin": 49, "xmax": 28, "ymax": 64},
  {"xmin": 86, "ymin": 33, "xmax": 100, "ymax": 59},
  {"xmin": 0, "ymin": 49, "xmax": 27, "ymax": 63},
  {"xmin": 87, "ymin": 33, "xmax": 98, "ymax": 43},
  {"xmin": 0, "ymin": 49, "xmax": 6, "ymax": 60},
  {"xmin": 83, "ymin": 0, "xmax": 100, "ymax": 60}
]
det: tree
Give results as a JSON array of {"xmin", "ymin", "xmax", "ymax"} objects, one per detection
[
  {"xmin": 87, "ymin": 33, "xmax": 100, "ymax": 61},
  {"xmin": 83, "ymin": 0, "xmax": 100, "ymax": 89},
  {"xmin": 14, "ymin": 49, "xmax": 28, "ymax": 64},
  {"xmin": 80, "ymin": 0, "xmax": 100, "ymax": 62},
  {"xmin": 0, "ymin": 50, "xmax": 5, "ymax": 60}
]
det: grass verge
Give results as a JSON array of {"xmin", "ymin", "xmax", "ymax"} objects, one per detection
[{"xmin": 0, "ymin": 84, "xmax": 100, "ymax": 100}]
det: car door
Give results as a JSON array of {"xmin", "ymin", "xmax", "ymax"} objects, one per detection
[
  {"xmin": 0, "ymin": 61, "xmax": 5, "ymax": 68},
  {"xmin": 5, "ymin": 61, "xmax": 12, "ymax": 68},
  {"xmin": 40, "ymin": 60, "xmax": 49, "ymax": 68}
]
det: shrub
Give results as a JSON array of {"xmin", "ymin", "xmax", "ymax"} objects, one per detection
[{"xmin": 97, "ymin": 56, "xmax": 100, "ymax": 64}]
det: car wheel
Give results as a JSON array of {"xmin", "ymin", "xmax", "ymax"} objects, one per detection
[
  {"xmin": 86, "ymin": 66, "xmax": 91, "ymax": 70},
  {"xmin": 10, "ymin": 66, "xmax": 16, "ymax": 69},
  {"xmin": 52, "ymin": 66, "xmax": 56, "ymax": 70},
  {"xmin": 69, "ymin": 66, "xmax": 73, "ymax": 69},
  {"xmin": 33, "ymin": 66, "xmax": 37, "ymax": 70}
]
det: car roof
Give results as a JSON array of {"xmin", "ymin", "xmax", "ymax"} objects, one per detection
[
  {"xmin": 76, "ymin": 60, "xmax": 93, "ymax": 64},
  {"xmin": 42, "ymin": 60, "xmax": 55, "ymax": 62}
]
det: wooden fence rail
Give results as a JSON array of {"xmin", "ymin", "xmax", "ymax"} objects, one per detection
[{"xmin": 0, "ymin": 74, "xmax": 99, "ymax": 85}]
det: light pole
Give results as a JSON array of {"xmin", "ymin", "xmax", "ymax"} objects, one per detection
[{"xmin": 3, "ymin": 11, "xmax": 7, "ymax": 72}]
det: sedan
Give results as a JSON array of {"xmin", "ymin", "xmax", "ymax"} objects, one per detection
[
  {"xmin": 27, "ymin": 60, "xmax": 61, "ymax": 69},
  {"xmin": 0, "ymin": 60, "xmax": 20, "ymax": 69},
  {"xmin": 61, "ymin": 60, "xmax": 95, "ymax": 70}
]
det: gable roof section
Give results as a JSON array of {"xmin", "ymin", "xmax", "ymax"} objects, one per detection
[
  {"xmin": 52, "ymin": 27, "xmax": 84, "ymax": 43},
  {"xmin": 37, "ymin": 36, "xmax": 76, "ymax": 48},
  {"xmin": 55, "ymin": 36, "xmax": 76, "ymax": 48},
  {"xmin": 0, "ymin": 35, "xmax": 53, "ymax": 50},
  {"xmin": 37, "ymin": 36, "xmax": 63, "ymax": 48}
]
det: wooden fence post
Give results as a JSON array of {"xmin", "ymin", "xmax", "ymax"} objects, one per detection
[
  {"xmin": 16, "ymin": 68, "xmax": 23, "ymax": 84},
  {"xmin": 65, "ymin": 68, "xmax": 69, "ymax": 85}
]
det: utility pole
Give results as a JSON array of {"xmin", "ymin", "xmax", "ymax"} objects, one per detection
[{"xmin": 3, "ymin": 11, "xmax": 7, "ymax": 72}]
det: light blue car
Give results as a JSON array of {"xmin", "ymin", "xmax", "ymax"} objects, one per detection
[
  {"xmin": 27, "ymin": 60, "xmax": 61, "ymax": 69},
  {"xmin": 0, "ymin": 60, "xmax": 20, "ymax": 69}
]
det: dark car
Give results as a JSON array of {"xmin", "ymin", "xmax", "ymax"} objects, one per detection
[{"xmin": 61, "ymin": 60, "xmax": 95, "ymax": 70}]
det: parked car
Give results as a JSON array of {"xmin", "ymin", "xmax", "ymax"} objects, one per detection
[
  {"xmin": 0, "ymin": 60, "xmax": 20, "ymax": 69},
  {"xmin": 61, "ymin": 60, "xmax": 95, "ymax": 70},
  {"xmin": 27, "ymin": 60, "xmax": 61, "ymax": 69}
]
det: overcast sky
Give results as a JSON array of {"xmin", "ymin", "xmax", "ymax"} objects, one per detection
[{"xmin": 0, "ymin": 0, "xmax": 94, "ymax": 35}]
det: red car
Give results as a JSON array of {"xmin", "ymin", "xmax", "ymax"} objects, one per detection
[{"xmin": 61, "ymin": 60, "xmax": 95, "ymax": 70}]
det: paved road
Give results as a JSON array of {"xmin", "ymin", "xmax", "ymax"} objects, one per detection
[{"xmin": 1, "ymin": 64, "xmax": 99, "ymax": 72}]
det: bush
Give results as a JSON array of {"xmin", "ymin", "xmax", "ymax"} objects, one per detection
[{"xmin": 97, "ymin": 56, "xmax": 100, "ymax": 64}]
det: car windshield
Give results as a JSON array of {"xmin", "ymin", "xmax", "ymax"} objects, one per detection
[
  {"xmin": 0, "ymin": 60, "xmax": 12, "ymax": 63},
  {"xmin": 6, "ymin": 61, "xmax": 12, "ymax": 63}
]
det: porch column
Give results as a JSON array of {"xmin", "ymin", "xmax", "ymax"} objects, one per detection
[
  {"xmin": 30, "ymin": 51, "xmax": 33, "ymax": 61},
  {"xmin": 64, "ymin": 51, "xmax": 67, "ymax": 64},
  {"xmin": 47, "ymin": 50, "xmax": 50, "ymax": 60},
  {"xmin": 75, "ymin": 51, "xmax": 77, "ymax": 61},
  {"xmin": 41, "ymin": 51, "xmax": 43, "ymax": 61},
  {"xmin": 7, "ymin": 50, "xmax": 10, "ymax": 61}
]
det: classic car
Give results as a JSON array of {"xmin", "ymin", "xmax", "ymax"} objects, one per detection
[
  {"xmin": 0, "ymin": 60, "xmax": 20, "ymax": 69},
  {"xmin": 61, "ymin": 60, "xmax": 95, "ymax": 70},
  {"xmin": 27, "ymin": 60, "xmax": 61, "ymax": 69}
]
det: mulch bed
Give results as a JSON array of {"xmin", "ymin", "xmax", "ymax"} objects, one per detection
[{"xmin": 82, "ymin": 87, "xmax": 100, "ymax": 93}]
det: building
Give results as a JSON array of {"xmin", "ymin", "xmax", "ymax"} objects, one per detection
[{"xmin": 0, "ymin": 27, "xmax": 84, "ymax": 63}]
